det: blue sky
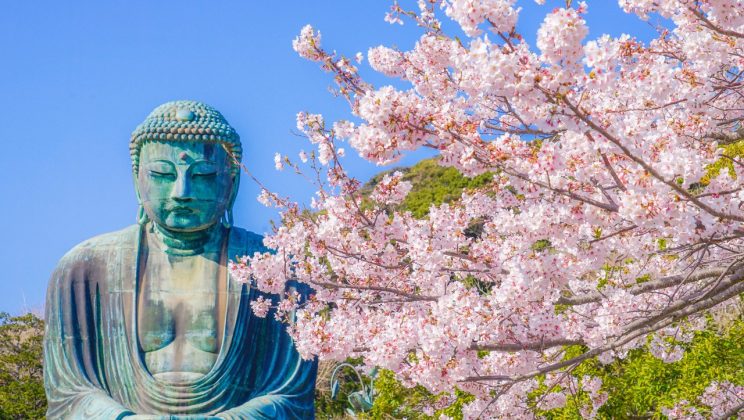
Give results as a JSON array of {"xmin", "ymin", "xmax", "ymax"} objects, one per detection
[{"xmin": 0, "ymin": 1, "xmax": 661, "ymax": 315}]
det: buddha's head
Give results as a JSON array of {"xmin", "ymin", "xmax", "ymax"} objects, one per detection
[{"xmin": 130, "ymin": 100, "xmax": 242, "ymax": 232}]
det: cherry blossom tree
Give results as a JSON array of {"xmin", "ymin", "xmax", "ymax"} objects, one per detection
[{"xmin": 231, "ymin": 0, "xmax": 744, "ymax": 417}]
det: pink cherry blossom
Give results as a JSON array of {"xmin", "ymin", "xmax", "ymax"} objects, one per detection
[
  {"xmin": 250, "ymin": 295, "xmax": 272, "ymax": 318},
  {"xmin": 370, "ymin": 171, "xmax": 413, "ymax": 205},
  {"xmin": 368, "ymin": 46, "xmax": 407, "ymax": 77},
  {"xmin": 273, "ymin": 152, "xmax": 284, "ymax": 171},
  {"xmin": 700, "ymin": 381, "xmax": 744, "ymax": 419},
  {"xmin": 663, "ymin": 381, "xmax": 744, "ymax": 419},
  {"xmin": 441, "ymin": 0, "xmax": 520, "ymax": 36},
  {"xmin": 292, "ymin": 24, "xmax": 323, "ymax": 61},
  {"xmin": 537, "ymin": 6, "xmax": 588, "ymax": 67}
]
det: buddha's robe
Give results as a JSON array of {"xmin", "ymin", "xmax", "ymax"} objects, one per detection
[{"xmin": 43, "ymin": 225, "xmax": 317, "ymax": 419}]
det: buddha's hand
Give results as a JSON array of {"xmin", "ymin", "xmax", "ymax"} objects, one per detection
[
  {"xmin": 215, "ymin": 395, "xmax": 286, "ymax": 419},
  {"xmin": 125, "ymin": 415, "xmax": 220, "ymax": 419}
]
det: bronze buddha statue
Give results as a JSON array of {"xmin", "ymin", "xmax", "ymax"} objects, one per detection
[{"xmin": 43, "ymin": 101, "xmax": 317, "ymax": 419}]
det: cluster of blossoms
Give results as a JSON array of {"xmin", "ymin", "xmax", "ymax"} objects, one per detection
[
  {"xmin": 441, "ymin": 0, "xmax": 520, "ymax": 35},
  {"xmin": 231, "ymin": 0, "xmax": 744, "ymax": 418},
  {"xmin": 370, "ymin": 172, "xmax": 413, "ymax": 205},
  {"xmin": 536, "ymin": 3, "xmax": 588, "ymax": 67},
  {"xmin": 291, "ymin": 24, "xmax": 323, "ymax": 61}
]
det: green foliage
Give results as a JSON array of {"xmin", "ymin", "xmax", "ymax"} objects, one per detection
[
  {"xmin": 316, "ymin": 361, "xmax": 369, "ymax": 418},
  {"xmin": 437, "ymin": 388, "xmax": 476, "ymax": 420},
  {"xmin": 361, "ymin": 369, "xmax": 434, "ymax": 419},
  {"xmin": 700, "ymin": 139, "xmax": 744, "ymax": 185},
  {"xmin": 602, "ymin": 320, "xmax": 742, "ymax": 418},
  {"xmin": 353, "ymin": 369, "xmax": 473, "ymax": 420},
  {"xmin": 533, "ymin": 319, "xmax": 744, "ymax": 419},
  {"xmin": 532, "ymin": 239, "xmax": 553, "ymax": 253},
  {"xmin": 0, "ymin": 312, "xmax": 46, "ymax": 420}
]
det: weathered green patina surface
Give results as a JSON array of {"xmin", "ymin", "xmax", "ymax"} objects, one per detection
[{"xmin": 43, "ymin": 101, "xmax": 317, "ymax": 419}]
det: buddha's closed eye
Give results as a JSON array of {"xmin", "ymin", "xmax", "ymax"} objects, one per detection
[{"xmin": 193, "ymin": 172, "xmax": 217, "ymax": 178}]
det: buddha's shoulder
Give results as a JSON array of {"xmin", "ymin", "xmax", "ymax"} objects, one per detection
[
  {"xmin": 49, "ymin": 225, "xmax": 140, "ymax": 284},
  {"xmin": 229, "ymin": 226, "xmax": 269, "ymax": 254},
  {"xmin": 58, "ymin": 225, "xmax": 141, "ymax": 262},
  {"xmin": 55, "ymin": 225, "xmax": 269, "ymax": 266}
]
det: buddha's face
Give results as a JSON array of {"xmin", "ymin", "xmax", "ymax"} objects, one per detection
[{"xmin": 136, "ymin": 141, "xmax": 235, "ymax": 232}]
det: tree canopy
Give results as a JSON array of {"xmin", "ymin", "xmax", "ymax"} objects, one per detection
[
  {"xmin": 0, "ymin": 312, "xmax": 46, "ymax": 419},
  {"xmin": 235, "ymin": 1, "xmax": 744, "ymax": 417}
]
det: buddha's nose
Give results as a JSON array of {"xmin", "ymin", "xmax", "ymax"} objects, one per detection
[{"xmin": 171, "ymin": 175, "xmax": 194, "ymax": 201}]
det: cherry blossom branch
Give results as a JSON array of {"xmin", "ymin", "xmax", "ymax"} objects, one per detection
[
  {"xmin": 492, "ymin": 160, "xmax": 620, "ymax": 213},
  {"xmin": 564, "ymin": 98, "xmax": 744, "ymax": 222},
  {"xmin": 688, "ymin": 6, "xmax": 744, "ymax": 39},
  {"xmin": 716, "ymin": 402, "xmax": 744, "ymax": 420},
  {"xmin": 309, "ymin": 279, "xmax": 439, "ymax": 302},
  {"xmin": 599, "ymin": 152, "xmax": 627, "ymax": 192},
  {"xmin": 470, "ymin": 338, "xmax": 583, "ymax": 352},
  {"xmin": 556, "ymin": 263, "xmax": 744, "ymax": 306},
  {"xmin": 462, "ymin": 278, "xmax": 744, "ymax": 383},
  {"xmin": 589, "ymin": 224, "xmax": 637, "ymax": 244}
]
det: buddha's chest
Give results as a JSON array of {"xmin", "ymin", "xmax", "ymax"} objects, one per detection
[
  {"xmin": 137, "ymin": 251, "xmax": 226, "ymax": 379},
  {"xmin": 137, "ymin": 287, "xmax": 219, "ymax": 353}
]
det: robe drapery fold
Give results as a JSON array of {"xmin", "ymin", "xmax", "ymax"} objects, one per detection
[{"xmin": 44, "ymin": 225, "xmax": 317, "ymax": 419}]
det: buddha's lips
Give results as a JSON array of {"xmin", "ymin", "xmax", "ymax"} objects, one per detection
[{"xmin": 170, "ymin": 206, "xmax": 196, "ymax": 214}]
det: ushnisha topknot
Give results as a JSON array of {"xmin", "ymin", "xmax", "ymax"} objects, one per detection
[{"xmin": 130, "ymin": 100, "xmax": 242, "ymax": 175}]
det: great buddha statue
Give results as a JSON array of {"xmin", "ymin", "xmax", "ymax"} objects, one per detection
[{"xmin": 43, "ymin": 100, "xmax": 317, "ymax": 419}]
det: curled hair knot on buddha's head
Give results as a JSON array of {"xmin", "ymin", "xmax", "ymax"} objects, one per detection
[{"xmin": 130, "ymin": 100, "xmax": 242, "ymax": 176}]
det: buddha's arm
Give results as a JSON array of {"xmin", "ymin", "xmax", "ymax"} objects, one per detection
[
  {"xmin": 216, "ymin": 297, "xmax": 319, "ymax": 420},
  {"xmin": 44, "ymin": 319, "xmax": 136, "ymax": 419},
  {"xmin": 43, "ymin": 257, "xmax": 135, "ymax": 420}
]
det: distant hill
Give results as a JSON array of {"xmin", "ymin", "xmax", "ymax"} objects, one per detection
[{"xmin": 361, "ymin": 158, "xmax": 492, "ymax": 218}]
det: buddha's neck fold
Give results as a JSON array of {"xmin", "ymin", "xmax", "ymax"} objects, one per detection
[{"xmin": 150, "ymin": 223, "xmax": 223, "ymax": 256}]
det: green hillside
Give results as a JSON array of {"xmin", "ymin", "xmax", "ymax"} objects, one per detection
[{"xmin": 361, "ymin": 158, "xmax": 493, "ymax": 218}]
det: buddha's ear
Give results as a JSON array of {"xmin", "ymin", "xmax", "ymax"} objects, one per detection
[
  {"xmin": 133, "ymin": 172, "xmax": 142, "ymax": 203},
  {"xmin": 221, "ymin": 173, "xmax": 240, "ymax": 229},
  {"xmin": 227, "ymin": 172, "xmax": 240, "ymax": 211},
  {"xmin": 132, "ymin": 171, "xmax": 150, "ymax": 224}
]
